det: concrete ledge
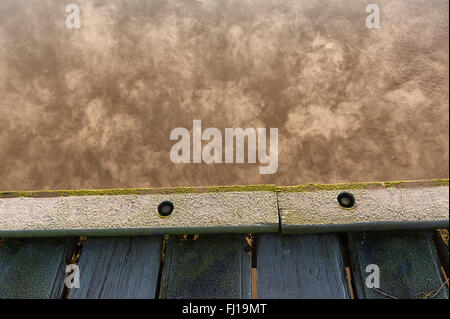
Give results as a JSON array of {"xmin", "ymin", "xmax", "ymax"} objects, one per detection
[
  {"xmin": 279, "ymin": 185, "xmax": 449, "ymax": 234},
  {"xmin": 0, "ymin": 191, "xmax": 279, "ymax": 237},
  {"xmin": 0, "ymin": 180, "xmax": 448, "ymax": 237}
]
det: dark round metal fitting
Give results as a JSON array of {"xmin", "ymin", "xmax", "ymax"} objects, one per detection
[
  {"xmin": 337, "ymin": 192, "xmax": 355, "ymax": 208},
  {"xmin": 158, "ymin": 200, "xmax": 174, "ymax": 217}
]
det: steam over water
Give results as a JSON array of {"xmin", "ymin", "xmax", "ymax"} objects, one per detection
[{"xmin": 0, "ymin": 0, "xmax": 448, "ymax": 191}]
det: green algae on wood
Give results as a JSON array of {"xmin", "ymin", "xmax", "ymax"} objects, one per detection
[
  {"xmin": 348, "ymin": 231, "xmax": 448, "ymax": 299},
  {"xmin": 159, "ymin": 235, "xmax": 251, "ymax": 298},
  {"xmin": 438, "ymin": 229, "xmax": 449, "ymax": 246},
  {"xmin": 0, "ymin": 238, "xmax": 76, "ymax": 299}
]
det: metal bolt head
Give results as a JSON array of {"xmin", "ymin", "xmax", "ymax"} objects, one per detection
[
  {"xmin": 158, "ymin": 200, "xmax": 174, "ymax": 217},
  {"xmin": 337, "ymin": 192, "xmax": 355, "ymax": 208}
]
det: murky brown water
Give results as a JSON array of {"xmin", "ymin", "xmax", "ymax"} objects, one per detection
[{"xmin": 0, "ymin": 0, "xmax": 448, "ymax": 191}]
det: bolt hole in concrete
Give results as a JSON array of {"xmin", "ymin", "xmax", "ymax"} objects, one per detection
[
  {"xmin": 158, "ymin": 200, "xmax": 174, "ymax": 217},
  {"xmin": 337, "ymin": 192, "xmax": 355, "ymax": 209}
]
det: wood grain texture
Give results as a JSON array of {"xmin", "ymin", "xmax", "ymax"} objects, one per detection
[
  {"xmin": 256, "ymin": 234, "xmax": 350, "ymax": 298},
  {"xmin": 160, "ymin": 235, "xmax": 251, "ymax": 299},
  {"xmin": 0, "ymin": 238, "xmax": 75, "ymax": 299},
  {"xmin": 348, "ymin": 231, "xmax": 448, "ymax": 299},
  {"xmin": 433, "ymin": 230, "xmax": 449, "ymax": 277},
  {"xmin": 68, "ymin": 236, "xmax": 162, "ymax": 299}
]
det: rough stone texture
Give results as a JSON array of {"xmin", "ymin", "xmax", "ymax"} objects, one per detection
[
  {"xmin": 280, "ymin": 186, "xmax": 449, "ymax": 233},
  {"xmin": 0, "ymin": 191, "xmax": 278, "ymax": 236}
]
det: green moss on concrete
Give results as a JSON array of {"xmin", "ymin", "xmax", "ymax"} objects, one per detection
[
  {"xmin": 433, "ymin": 179, "xmax": 449, "ymax": 187},
  {"xmin": 384, "ymin": 181, "xmax": 406, "ymax": 188},
  {"xmin": 14, "ymin": 192, "xmax": 33, "ymax": 197},
  {"xmin": 275, "ymin": 185, "xmax": 311, "ymax": 192},
  {"xmin": 0, "ymin": 184, "xmax": 277, "ymax": 198},
  {"xmin": 1, "ymin": 179, "xmax": 445, "ymax": 198},
  {"xmin": 277, "ymin": 182, "xmax": 383, "ymax": 192},
  {"xmin": 313, "ymin": 182, "xmax": 382, "ymax": 190},
  {"xmin": 58, "ymin": 189, "xmax": 144, "ymax": 196},
  {"xmin": 0, "ymin": 189, "xmax": 145, "ymax": 198},
  {"xmin": 205, "ymin": 184, "xmax": 276, "ymax": 193}
]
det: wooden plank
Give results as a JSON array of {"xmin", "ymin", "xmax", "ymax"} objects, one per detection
[
  {"xmin": 0, "ymin": 238, "xmax": 75, "ymax": 299},
  {"xmin": 69, "ymin": 236, "xmax": 162, "ymax": 299},
  {"xmin": 0, "ymin": 190, "xmax": 278, "ymax": 237},
  {"xmin": 160, "ymin": 235, "xmax": 251, "ymax": 299},
  {"xmin": 433, "ymin": 230, "xmax": 449, "ymax": 277},
  {"xmin": 279, "ymin": 183, "xmax": 449, "ymax": 234},
  {"xmin": 348, "ymin": 231, "xmax": 448, "ymax": 299},
  {"xmin": 256, "ymin": 234, "xmax": 350, "ymax": 298}
]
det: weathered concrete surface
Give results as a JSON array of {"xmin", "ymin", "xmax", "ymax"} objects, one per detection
[
  {"xmin": 0, "ymin": 0, "xmax": 448, "ymax": 191},
  {"xmin": 0, "ymin": 191, "xmax": 278, "ymax": 237},
  {"xmin": 0, "ymin": 181, "xmax": 447, "ymax": 236},
  {"xmin": 279, "ymin": 186, "xmax": 449, "ymax": 233}
]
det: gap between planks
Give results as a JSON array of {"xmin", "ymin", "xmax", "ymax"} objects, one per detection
[{"xmin": 1, "ymin": 231, "xmax": 447, "ymax": 299}]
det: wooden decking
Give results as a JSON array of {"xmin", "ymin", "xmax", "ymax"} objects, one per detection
[
  {"xmin": 0, "ymin": 180, "xmax": 448, "ymax": 298},
  {"xmin": 0, "ymin": 230, "xmax": 448, "ymax": 299}
]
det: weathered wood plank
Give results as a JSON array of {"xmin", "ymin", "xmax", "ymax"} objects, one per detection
[
  {"xmin": 348, "ymin": 231, "xmax": 448, "ymax": 299},
  {"xmin": 279, "ymin": 184, "xmax": 449, "ymax": 233},
  {"xmin": 433, "ymin": 230, "xmax": 449, "ymax": 277},
  {"xmin": 0, "ymin": 191, "xmax": 278, "ymax": 237},
  {"xmin": 69, "ymin": 236, "xmax": 162, "ymax": 299},
  {"xmin": 0, "ymin": 238, "xmax": 75, "ymax": 299},
  {"xmin": 160, "ymin": 235, "xmax": 251, "ymax": 299},
  {"xmin": 257, "ymin": 234, "xmax": 350, "ymax": 298}
]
